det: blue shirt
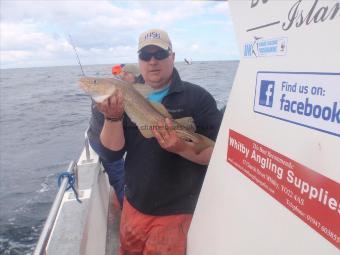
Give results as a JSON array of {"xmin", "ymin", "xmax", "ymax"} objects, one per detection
[{"xmin": 147, "ymin": 86, "xmax": 170, "ymax": 102}]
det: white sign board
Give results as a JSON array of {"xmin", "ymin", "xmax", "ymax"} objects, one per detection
[{"xmin": 188, "ymin": 1, "xmax": 340, "ymax": 254}]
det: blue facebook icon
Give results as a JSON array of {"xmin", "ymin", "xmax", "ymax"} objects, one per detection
[{"xmin": 259, "ymin": 80, "xmax": 275, "ymax": 107}]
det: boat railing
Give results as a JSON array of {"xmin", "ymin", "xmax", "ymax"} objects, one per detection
[
  {"xmin": 84, "ymin": 127, "xmax": 92, "ymax": 162},
  {"xmin": 34, "ymin": 128, "xmax": 92, "ymax": 254},
  {"xmin": 33, "ymin": 160, "xmax": 77, "ymax": 255}
]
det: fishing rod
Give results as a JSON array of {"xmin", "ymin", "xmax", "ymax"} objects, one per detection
[{"xmin": 68, "ymin": 34, "xmax": 86, "ymax": 76}]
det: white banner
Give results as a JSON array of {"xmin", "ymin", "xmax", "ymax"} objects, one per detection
[{"xmin": 254, "ymin": 72, "xmax": 340, "ymax": 137}]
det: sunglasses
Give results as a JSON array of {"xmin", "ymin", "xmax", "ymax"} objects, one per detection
[{"xmin": 139, "ymin": 49, "xmax": 170, "ymax": 61}]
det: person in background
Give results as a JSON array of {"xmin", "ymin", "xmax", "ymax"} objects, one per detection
[
  {"xmin": 120, "ymin": 64, "xmax": 140, "ymax": 83},
  {"xmin": 98, "ymin": 28, "xmax": 222, "ymax": 254},
  {"xmin": 112, "ymin": 63, "xmax": 140, "ymax": 83},
  {"xmin": 87, "ymin": 63, "xmax": 140, "ymax": 207}
]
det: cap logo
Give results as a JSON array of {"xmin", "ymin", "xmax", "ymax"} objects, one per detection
[{"xmin": 144, "ymin": 32, "xmax": 161, "ymax": 40}]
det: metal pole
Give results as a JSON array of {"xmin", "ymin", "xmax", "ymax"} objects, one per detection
[
  {"xmin": 33, "ymin": 161, "xmax": 77, "ymax": 255},
  {"xmin": 84, "ymin": 127, "xmax": 91, "ymax": 162}
]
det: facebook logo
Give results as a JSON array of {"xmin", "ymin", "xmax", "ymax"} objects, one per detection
[{"xmin": 259, "ymin": 80, "xmax": 275, "ymax": 107}]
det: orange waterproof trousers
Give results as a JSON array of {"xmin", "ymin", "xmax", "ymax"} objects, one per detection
[{"xmin": 119, "ymin": 199, "xmax": 193, "ymax": 255}]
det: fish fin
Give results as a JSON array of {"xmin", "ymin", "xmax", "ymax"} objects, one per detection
[
  {"xmin": 132, "ymin": 83, "xmax": 153, "ymax": 98},
  {"xmin": 92, "ymin": 94, "xmax": 111, "ymax": 103},
  {"xmin": 174, "ymin": 117, "xmax": 196, "ymax": 132},
  {"xmin": 150, "ymin": 102, "xmax": 172, "ymax": 118}
]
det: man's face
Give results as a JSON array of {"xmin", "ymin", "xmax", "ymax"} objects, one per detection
[
  {"xmin": 121, "ymin": 71, "xmax": 135, "ymax": 84},
  {"xmin": 138, "ymin": 45, "xmax": 175, "ymax": 89}
]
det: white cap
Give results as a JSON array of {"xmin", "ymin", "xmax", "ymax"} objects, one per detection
[{"xmin": 138, "ymin": 28, "xmax": 172, "ymax": 52}]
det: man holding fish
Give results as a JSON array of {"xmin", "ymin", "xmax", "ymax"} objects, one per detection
[{"xmin": 80, "ymin": 28, "xmax": 222, "ymax": 254}]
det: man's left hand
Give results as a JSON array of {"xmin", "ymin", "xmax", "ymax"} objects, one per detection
[{"xmin": 152, "ymin": 118, "xmax": 193, "ymax": 154}]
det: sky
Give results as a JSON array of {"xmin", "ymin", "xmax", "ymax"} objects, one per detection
[{"xmin": 0, "ymin": 0, "xmax": 240, "ymax": 69}]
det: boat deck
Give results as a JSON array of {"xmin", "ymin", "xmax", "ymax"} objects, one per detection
[{"xmin": 38, "ymin": 146, "xmax": 121, "ymax": 255}]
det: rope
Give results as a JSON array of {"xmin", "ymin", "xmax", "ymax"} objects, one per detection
[{"xmin": 58, "ymin": 172, "xmax": 82, "ymax": 203}]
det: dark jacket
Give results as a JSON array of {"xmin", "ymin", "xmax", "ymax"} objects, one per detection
[{"xmin": 101, "ymin": 68, "xmax": 222, "ymax": 215}]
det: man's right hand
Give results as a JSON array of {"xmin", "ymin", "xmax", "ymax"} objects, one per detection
[
  {"xmin": 99, "ymin": 88, "xmax": 126, "ymax": 151},
  {"xmin": 96, "ymin": 89, "xmax": 124, "ymax": 119}
]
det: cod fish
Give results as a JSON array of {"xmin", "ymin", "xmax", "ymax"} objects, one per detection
[{"xmin": 79, "ymin": 77, "xmax": 215, "ymax": 153}]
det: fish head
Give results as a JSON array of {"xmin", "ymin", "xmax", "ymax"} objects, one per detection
[{"xmin": 79, "ymin": 76, "xmax": 117, "ymax": 103}]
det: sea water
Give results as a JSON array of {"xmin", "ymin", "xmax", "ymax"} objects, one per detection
[{"xmin": 0, "ymin": 60, "xmax": 238, "ymax": 254}]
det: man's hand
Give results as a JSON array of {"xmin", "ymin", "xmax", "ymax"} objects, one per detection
[
  {"xmin": 152, "ymin": 118, "xmax": 194, "ymax": 154},
  {"xmin": 96, "ymin": 89, "xmax": 124, "ymax": 119},
  {"xmin": 99, "ymin": 89, "xmax": 125, "ymax": 151},
  {"xmin": 152, "ymin": 118, "xmax": 213, "ymax": 165}
]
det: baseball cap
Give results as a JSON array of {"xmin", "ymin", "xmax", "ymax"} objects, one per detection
[{"xmin": 138, "ymin": 28, "xmax": 172, "ymax": 52}]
